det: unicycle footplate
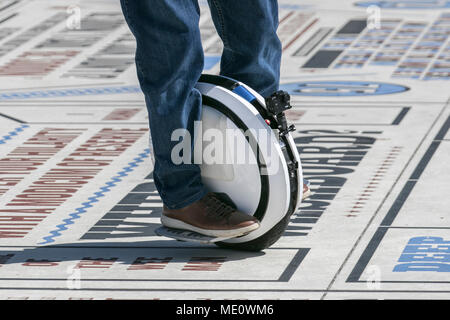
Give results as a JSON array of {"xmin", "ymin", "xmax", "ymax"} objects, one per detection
[{"xmin": 154, "ymin": 226, "xmax": 242, "ymax": 244}]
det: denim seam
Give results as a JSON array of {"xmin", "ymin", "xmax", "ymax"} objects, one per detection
[
  {"xmin": 210, "ymin": 0, "xmax": 234, "ymax": 70},
  {"xmin": 121, "ymin": 0, "xmax": 148, "ymax": 89}
]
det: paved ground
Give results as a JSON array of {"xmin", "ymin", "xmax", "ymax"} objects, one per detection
[{"xmin": 0, "ymin": 0, "xmax": 448, "ymax": 300}]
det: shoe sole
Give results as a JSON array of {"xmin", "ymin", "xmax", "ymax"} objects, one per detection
[{"xmin": 161, "ymin": 215, "xmax": 260, "ymax": 238}]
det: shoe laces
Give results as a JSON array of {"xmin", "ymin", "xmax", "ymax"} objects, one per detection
[{"xmin": 203, "ymin": 193, "xmax": 235, "ymax": 219}]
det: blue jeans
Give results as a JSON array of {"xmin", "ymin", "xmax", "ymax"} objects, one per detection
[{"xmin": 120, "ymin": 0, "xmax": 282, "ymax": 209}]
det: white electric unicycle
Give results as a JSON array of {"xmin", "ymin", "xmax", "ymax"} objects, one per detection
[{"xmin": 155, "ymin": 74, "xmax": 303, "ymax": 251}]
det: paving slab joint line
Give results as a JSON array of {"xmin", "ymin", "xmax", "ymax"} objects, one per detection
[{"xmin": 320, "ymin": 99, "xmax": 450, "ymax": 300}]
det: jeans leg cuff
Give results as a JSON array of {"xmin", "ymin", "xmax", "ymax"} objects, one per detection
[{"xmin": 164, "ymin": 187, "xmax": 208, "ymax": 210}]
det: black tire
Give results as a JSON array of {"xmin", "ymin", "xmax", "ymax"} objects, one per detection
[
  {"xmin": 215, "ymin": 205, "xmax": 294, "ymax": 252},
  {"xmin": 199, "ymin": 74, "xmax": 300, "ymax": 252}
]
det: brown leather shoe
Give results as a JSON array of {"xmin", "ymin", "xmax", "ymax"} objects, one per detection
[{"xmin": 161, "ymin": 192, "xmax": 260, "ymax": 238}]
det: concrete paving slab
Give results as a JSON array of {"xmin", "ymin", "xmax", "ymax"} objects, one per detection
[{"xmin": 0, "ymin": 0, "xmax": 448, "ymax": 300}]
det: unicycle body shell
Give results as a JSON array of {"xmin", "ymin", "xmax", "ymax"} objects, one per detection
[{"xmin": 193, "ymin": 74, "xmax": 303, "ymax": 251}]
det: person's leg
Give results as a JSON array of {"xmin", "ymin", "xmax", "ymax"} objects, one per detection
[
  {"xmin": 206, "ymin": 1, "xmax": 312, "ymax": 201},
  {"xmin": 120, "ymin": 0, "xmax": 208, "ymax": 209},
  {"xmin": 207, "ymin": 0, "xmax": 282, "ymax": 97}
]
